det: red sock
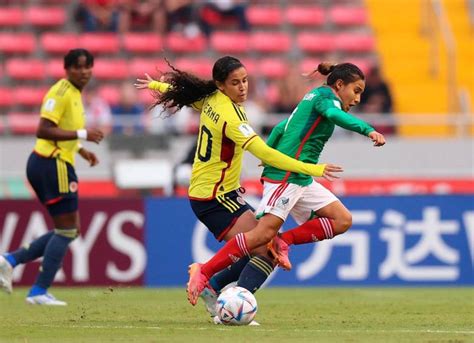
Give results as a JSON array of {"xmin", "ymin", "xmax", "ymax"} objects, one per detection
[
  {"xmin": 280, "ymin": 218, "xmax": 335, "ymax": 245},
  {"xmin": 201, "ymin": 233, "xmax": 250, "ymax": 279}
]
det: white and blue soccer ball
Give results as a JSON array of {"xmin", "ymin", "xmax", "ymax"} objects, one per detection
[{"xmin": 216, "ymin": 286, "xmax": 258, "ymax": 325}]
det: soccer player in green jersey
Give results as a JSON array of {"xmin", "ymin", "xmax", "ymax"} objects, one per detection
[{"xmin": 187, "ymin": 62, "xmax": 386, "ymax": 306}]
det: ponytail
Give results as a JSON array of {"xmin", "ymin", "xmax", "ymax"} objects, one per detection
[{"xmin": 303, "ymin": 62, "xmax": 364, "ymax": 86}]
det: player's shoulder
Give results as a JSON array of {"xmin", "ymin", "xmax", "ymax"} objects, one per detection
[
  {"xmin": 47, "ymin": 79, "xmax": 74, "ymax": 98},
  {"xmin": 311, "ymin": 86, "xmax": 342, "ymax": 109},
  {"xmin": 211, "ymin": 92, "xmax": 247, "ymax": 123}
]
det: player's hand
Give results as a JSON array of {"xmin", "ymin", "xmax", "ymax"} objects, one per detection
[
  {"xmin": 368, "ymin": 131, "xmax": 386, "ymax": 147},
  {"xmin": 321, "ymin": 163, "xmax": 343, "ymax": 181},
  {"xmin": 86, "ymin": 128, "xmax": 104, "ymax": 144},
  {"xmin": 79, "ymin": 148, "xmax": 99, "ymax": 167},
  {"xmin": 134, "ymin": 73, "xmax": 155, "ymax": 90}
]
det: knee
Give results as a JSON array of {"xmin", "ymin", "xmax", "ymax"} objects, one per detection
[{"xmin": 334, "ymin": 212, "xmax": 352, "ymax": 235}]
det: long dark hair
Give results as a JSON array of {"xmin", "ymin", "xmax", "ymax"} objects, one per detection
[
  {"xmin": 316, "ymin": 62, "xmax": 365, "ymax": 85},
  {"xmin": 151, "ymin": 56, "xmax": 245, "ymax": 114}
]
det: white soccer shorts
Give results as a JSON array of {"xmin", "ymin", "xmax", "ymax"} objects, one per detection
[{"xmin": 256, "ymin": 180, "xmax": 338, "ymax": 224}]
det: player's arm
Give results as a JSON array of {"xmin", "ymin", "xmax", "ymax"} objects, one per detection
[
  {"xmin": 320, "ymin": 101, "xmax": 385, "ymax": 146},
  {"xmin": 265, "ymin": 119, "xmax": 287, "ymax": 148}
]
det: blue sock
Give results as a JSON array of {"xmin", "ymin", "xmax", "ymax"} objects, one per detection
[
  {"xmin": 28, "ymin": 285, "xmax": 47, "ymax": 297},
  {"xmin": 34, "ymin": 232, "xmax": 74, "ymax": 290},
  {"xmin": 4, "ymin": 253, "xmax": 18, "ymax": 268},
  {"xmin": 237, "ymin": 255, "xmax": 274, "ymax": 294},
  {"xmin": 10, "ymin": 231, "xmax": 54, "ymax": 267},
  {"xmin": 209, "ymin": 256, "xmax": 250, "ymax": 293}
]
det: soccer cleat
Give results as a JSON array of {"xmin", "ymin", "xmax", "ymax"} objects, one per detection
[
  {"xmin": 200, "ymin": 286, "xmax": 218, "ymax": 317},
  {"xmin": 0, "ymin": 255, "xmax": 13, "ymax": 294},
  {"xmin": 213, "ymin": 316, "xmax": 260, "ymax": 326},
  {"xmin": 187, "ymin": 263, "xmax": 209, "ymax": 306},
  {"xmin": 26, "ymin": 293, "xmax": 67, "ymax": 306},
  {"xmin": 267, "ymin": 235, "xmax": 292, "ymax": 271}
]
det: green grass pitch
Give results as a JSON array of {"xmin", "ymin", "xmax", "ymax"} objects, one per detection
[{"xmin": 0, "ymin": 287, "xmax": 473, "ymax": 342}]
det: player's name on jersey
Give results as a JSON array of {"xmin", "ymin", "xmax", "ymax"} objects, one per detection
[{"xmin": 204, "ymin": 104, "xmax": 220, "ymax": 124}]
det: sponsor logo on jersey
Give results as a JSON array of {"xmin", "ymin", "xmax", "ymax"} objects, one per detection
[
  {"xmin": 238, "ymin": 123, "xmax": 254, "ymax": 137},
  {"xmin": 236, "ymin": 196, "xmax": 246, "ymax": 205},
  {"xmin": 69, "ymin": 181, "xmax": 78, "ymax": 193},
  {"xmin": 44, "ymin": 98, "xmax": 56, "ymax": 112},
  {"xmin": 303, "ymin": 93, "xmax": 316, "ymax": 101}
]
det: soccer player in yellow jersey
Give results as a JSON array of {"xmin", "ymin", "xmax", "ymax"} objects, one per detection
[
  {"xmin": 135, "ymin": 56, "xmax": 342, "ymax": 310},
  {"xmin": 0, "ymin": 49, "xmax": 104, "ymax": 305}
]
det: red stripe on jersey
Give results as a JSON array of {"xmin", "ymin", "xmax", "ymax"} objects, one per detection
[
  {"xmin": 281, "ymin": 116, "xmax": 323, "ymax": 183},
  {"xmin": 270, "ymin": 183, "xmax": 289, "ymax": 207},
  {"xmin": 212, "ymin": 122, "xmax": 236, "ymax": 198}
]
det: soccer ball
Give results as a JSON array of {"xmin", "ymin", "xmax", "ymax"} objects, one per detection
[{"xmin": 216, "ymin": 286, "xmax": 258, "ymax": 325}]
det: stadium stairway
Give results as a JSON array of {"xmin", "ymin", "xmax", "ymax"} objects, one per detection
[{"xmin": 365, "ymin": 0, "xmax": 472, "ymax": 136}]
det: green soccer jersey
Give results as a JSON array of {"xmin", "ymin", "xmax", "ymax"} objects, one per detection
[{"xmin": 261, "ymin": 85, "xmax": 375, "ymax": 186}]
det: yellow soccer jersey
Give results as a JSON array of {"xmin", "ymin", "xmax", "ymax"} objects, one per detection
[
  {"xmin": 34, "ymin": 79, "xmax": 85, "ymax": 166},
  {"xmin": 188, "ymin": 90, "xmax": 257, "ymax": 200}
]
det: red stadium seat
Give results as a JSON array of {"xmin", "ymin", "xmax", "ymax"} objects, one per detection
[
  {"xmin": 0, "ymin": 33, "xmax": 35, "ymax": 54},
  {"xmin": 0, "ymin": 87, "xmax": 13, "ymax": 107},
  {"xmin": 6, "ymin": 59, "xmax": 46, "ymax": 80},
  {"xmin": 329, "ymin": 6, "xmax": 368, "ymax": 26},
  {"xmin": 335, "ymin": 33, "xmax": 375, "ymax": 52},
  {"xmin": 41, "ymin": 33, "xmax": 79, "ymax": 54},
  {"xmin": 165, "ymin": 32, "xmax": 207, "ymax": 53},
  {"xmin": 286, "ymin": 6, "xmax": 325, "ymax": 27},
  {"xmin": 257, "ymin": 58, "xmax": 289, "ymax": 79},
  {"xmin": 345, "ymin": 58, "xmax": 374, "ymax": 74},
  {"xmin": 250, "ymin": 32, "xmax": 291, "ymax": 53},
  {"xmin": 98, "ymin": 85, "xmax": 120, "ymax": 105},
  {"xmin": 239, "ymin": 58, "xmax": 257, "ymax": 74},
  {"xmin": 25, "ymin": 7, "xmax": 66, "ymax": 27},
  {"xmin": 297, "ymin": 32, "xmax": 336, "ymax": 53},
  {"xmin": 93, "ymin": 59, "xmax": 129, "ymax": 80},
  {"xmin": 210, "ymin": 32, "xmax": 250, "ymax": 54},
  {"xmin": 138, "ymin": 88, "xmax": 155, "ymax": 105},
  {"xmin": 122, "ymin": 33, "xmax": 163, "ymax": 53},
  {"xmin": 46, "ymin": 59, "xmax": 65, "ymax": 78},
  {"xmin": 14, "ymin": 87, "xmax": 47, "ymax": 106},
  {"xmin": 246, "ymin": 6, "xmax": 282, "ymax": 26},
  {"xmin": 0, "ymin": 7, "xmax": 23, "ymax": 27},
  {"xmin": 7, "ymin": 112, "xmax": 38, "ymax": 135},
  {"xmin": 175, "ymin": 58, "xmax": 213, "ymax": 78},
  {"xmin": 129, "ymin": 58, "xmax": 168, "ymax": 78},
  {"xmin": 79, "ymin": 34, "xmax": 120, "ymax": 54}
]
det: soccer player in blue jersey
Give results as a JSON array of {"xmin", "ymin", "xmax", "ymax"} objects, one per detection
[
  {"xmin": 135, "ymin": 57, "xmax": 342, "ymax": 320},
  {"xmin": 186, "ymin": 62, "xmax": 386, "ymax": 306},
  {"xmin": 0, "ymin": 49, "xmax": 104, "ymax": 305}
]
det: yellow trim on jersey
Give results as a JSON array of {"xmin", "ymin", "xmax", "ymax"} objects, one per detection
[{"xmin": 56, "ymin": 158, "xmax": 69, "ymax": 193}]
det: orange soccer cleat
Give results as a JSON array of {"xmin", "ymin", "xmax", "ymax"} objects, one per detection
[
  {"xmin": 267, "ymin": 235, "xmax": 292, "ymax": 271},
  {"xmin": 186, "ymin": 263, "xmax": 209, "ymax": 306}
]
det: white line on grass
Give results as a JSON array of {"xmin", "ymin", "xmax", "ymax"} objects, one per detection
[{"xmin": 14, "ymin": 324, "xmax": 473, "ymax": 335}]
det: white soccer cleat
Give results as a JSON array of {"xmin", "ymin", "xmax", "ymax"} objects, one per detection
[
  {"xmin": 0, "ymin": 255, "xmax": 13, "ymax": 294},
  {"xmin": 213, "ymin": 316, "xmax": 260, "ymax": 326},
  {"xmin": 200, "ymin": 286, "xmax": 218, "ymax": 317},
  {"xmin": 26, "ymin": 293, "xmax": 67, "ymax": 306}
]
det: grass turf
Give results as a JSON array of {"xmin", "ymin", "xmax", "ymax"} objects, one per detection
[{"xmin": 0, "ymin": 287, "xmax": 473, "ymax": 342}]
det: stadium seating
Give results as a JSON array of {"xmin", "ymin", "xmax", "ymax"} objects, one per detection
[
  {"xmin": 246, "ymin": 6, "xmax": 282, "ymax": 26},
  {"xmin": 7, "ymin": 112, "xmax": 38, "ymax": 134},
  {"xmin": 24, "ymin": 7, "xmax": 66, "ymax": 28},
  {"xmin": 92, "ymin": 59, "xmax": 129, "ymax": 80},
  {"xmin": 6, "ymin": 58, "xmax": 46, "ymax": 80},
  {"xmin": 79, "ymin": 34, "xmax": 120, "ymax": 54},
  {"xmin": 13, "ymin": 87, "xmax": 47, "ymax": 107},
  {"xmin": 41, "ymin": 33, "xmax": 79, "ymax": 54},
  {"xmin": 165, "ymin": 32, "xmax": 207, "ymax": 53},
  {"xmin": 335, "ymin": 33, "xmax": 375, "ymax": 52},
  {"xmin": 129, "ymin": 58, "xmax": 169, "ymax": 78},
  {"xmin": 257, "ymin": 58, "xmax": 289, "ymax": 79},
  {"xmin": 250, "ymin": 32, "xmax": 291, "ymax": 53},
  {"xmin": 175, "ymin": 57, "xmax": 213, "ymax": 78},
  {"xmin": 46, "ymin": 59, "xmax": 65, "ymax": 79},
  {"xmin": 98, "ymin": 85, "xmax": 120, "ymax": 105},
  {"xmin": 0, "ymin": 88, "xmax": 13, "ymax": 107},
  {"xmin": 286, "ymin": 6, "xmax": 325, "ymax": 27},
  {"xmin": 0, "ymin": 7, "xmax": 23, "ymax": 27},
  {"xmin": 210, "ymin": 32, "xmax": 250, "ymax": 54},
  {"xmin": 0, "ymin": 33, "xmax": 36, "ymax": 54},
  {"xmin": 329, "ymin": 6, "xmax": 368, "ymax": 26},
  {"xmin": 122, "ymin": 33, "xmax": 163, "ymax": 53},
  {"xmin": 297, "ymin": 32, "xmax": 336, "ymax": 53}
]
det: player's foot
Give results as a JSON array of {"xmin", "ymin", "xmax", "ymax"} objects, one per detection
[
  {"xmin": 267, "ymin": 235, "xmax": 292, "ymax": 271},
  {"xmin": 0, "ymin": 255, "xmax": 13, "ymax": 294},
  {"xmin": 213, "ymin": 316, "xmax": 260, "ymax": 326},
  {"xmin": 200, "ymin": 286, "xmax": 218, "ymax": 317},
  {"xmin": 187, "ymin": 263, "xmax": 209, "ymax": 306},
  {"xmin": 26, "ymin": 293, "xmax": 67, "ymax": 306}
]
